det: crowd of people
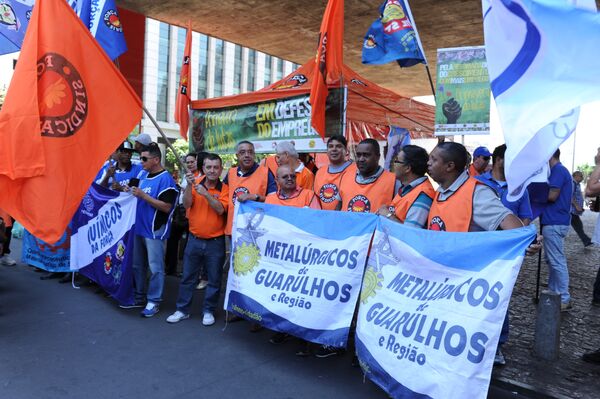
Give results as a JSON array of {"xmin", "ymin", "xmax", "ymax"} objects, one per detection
[{"xmin": 1, "ymin": 133, "xmax": 599, "ymax": 366}]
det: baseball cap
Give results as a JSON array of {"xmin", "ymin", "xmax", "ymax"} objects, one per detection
[
  {"xmin": 134, "ymin": 133, "xmax": 152, "ymax": 146},
  {"xmin": 473, "ymin": 146, "xmax": 492, "ymax": 158},
  {"xmin": 118, "ymin": 141, "xmax": 134, "ymax": 151}
]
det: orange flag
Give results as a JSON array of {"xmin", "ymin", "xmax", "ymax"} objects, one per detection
[
  {"xmin": 0, "ymin": 0, "xmax": 142, "ymax": 243},
  {"xmin": 174, "ymin": 22, "xmax": 192, "ymax": 140},
  {"xmin": 310, "ymin": 0, "xmax": 344, "ymax": 139}
]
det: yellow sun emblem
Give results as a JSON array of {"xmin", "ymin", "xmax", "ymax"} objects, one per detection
[
  {"xmin": 360, "ymin": 267, "xmax": 384, "ymax": 304},
  {"xmin": 233, "ymin": 242, "xmax": 261, "ymax": 275}
]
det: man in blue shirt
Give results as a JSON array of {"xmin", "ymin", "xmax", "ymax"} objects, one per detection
[
  {"xmin": 126, "ymin": 143, "xmax": 179, "ymax": 317},
  {"xmin": 541, "ymin": 149, "xmax": 573, "ymax": 311},
  {"xmin": 98, "ymin": 141, "xmax": 144, "ymax": 190}
]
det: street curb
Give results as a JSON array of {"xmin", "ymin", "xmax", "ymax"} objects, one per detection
[{"xmin": 491, "ymin": 377, "xmax": 572, "ymax": 399}]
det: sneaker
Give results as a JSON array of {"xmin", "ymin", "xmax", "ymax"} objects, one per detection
[
  {"xmin": 494, "ymin": 348, "xmax": 506, "ymax": 366},
  {"xmin": 560, "ymin": 302, "xmax": 573, "ymax": 312},
  {"xmin": 585, "ymin": 243, "xmax": 600, "ymax": 251},
  {"xmin": 166, "ymin": 310, "xmax": 189, "ymax": 323},
  {"xmin": 119, "ymin": 301, "xmax": 145, "ymax": 309},
  {"xmin": 141, "ymin": 302, "xmax": 159, "ymax": 318},
  {"xmin": 202, "ymin": 312, "xmax": 215, "ymax": 326},
  {"xmin": 269, "ymin": 332, "xmax": 291, "ymax": 345},
  {"xmin": 315, "ymin": 345, "xmax": 344, "ymax": 358},
  {"xmin": 196, "ymin": 280, "xmax": 209, "ymax": 290},
  {"xmin": 295, "ymin": 342, "xmax": 312, "ymax": 357},
  {"xmin": 1, "ymin": 254, "xmax": 16, "ymax": 266},
  {"xmin": 582, "ymin": 348, "xmax": 600, "ymax": 365}
]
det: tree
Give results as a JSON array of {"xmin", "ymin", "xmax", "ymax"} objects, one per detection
[{"xmin": 165, "ymin": 138, "xmax": 191, "ymax": 173}]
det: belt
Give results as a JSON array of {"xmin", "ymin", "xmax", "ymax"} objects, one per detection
[{"xmin": 190, "ymin": 233, "xmax": 224, "ymax": 241}]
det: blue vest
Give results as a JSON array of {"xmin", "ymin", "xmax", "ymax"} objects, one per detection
[{"xmin": 135, "ymin": 170, "xmax": 178, "ymax": 239}]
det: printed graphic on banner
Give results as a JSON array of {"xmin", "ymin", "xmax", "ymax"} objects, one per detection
[
  {"xmin": 70, "ymin": 183, "xmax": 136, "ymax": 305},
  {"xmin": 190, "ymin": 91, "xmax": 345, "ymax": 154},
  {"xmin": 356, "ymin": 218, "xmax": 535, "ymax": 399},
  {"xmin": 435, "ymin": 46, "xmax": 490, "ymax": 136},
  {"xmin": 21, "ymin": 228, "xmax": 70, "ymax": 272},
  {"xmin": 224, "ymin": 201, "xmax": 376, "ymax": 346}
]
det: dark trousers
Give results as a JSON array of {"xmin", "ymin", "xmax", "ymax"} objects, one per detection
[
  {"xmin": 570, "ymin": 214, "xmax": 592, "ymax": 246},
  {"xmin": 2, "ymin": 225, "xmax": 12, "ymax": 255},
  {"xmin": 593, "ymin": 267, "xmax": 600, "ymax": 303},
  {"xmin": 165, "ymin": 223, "xmax": 187, "ymax": 275}
]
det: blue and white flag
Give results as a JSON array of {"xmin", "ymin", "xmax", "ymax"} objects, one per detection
[
  {"xmin": 70, "ymin": 184, "xmax": 136, "ymax": 306},
  {"xmin": 362, "ymin": 0, "xmax": 426, "ymax": 67},
  {"xmin": 0, "ymin": 0, "xmax": 126, "ymax": 59},
  {"xmin": 384, "ymin": 126, "xmax": 411, "ymax": 170},
  {"xmin": 0, "ymin": 0, "xmax": 33, "ymax": 55},
  {"xmin": 225, "ymin": 201, "xmax": 377, "ymax": 347},
  {"xmin": 72, "ymin": 0, "xmax": 127, "ymax": 60},
  {"xmin": 356, "ymin": 217, "xmax": 535, "ymax": 399},
  {"xmin": 21, "ymin": 228, "xmax": 71, "ymax": 272},
  {"xmin": 482, "ymin": 0, "xmax": 600, "ymax": 200}
]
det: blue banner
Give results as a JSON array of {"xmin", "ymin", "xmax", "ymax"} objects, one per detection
[
  {"xmin": 356, "ymin": 218, "xmax": 536, "ymax": 399},
  {"xmin": 362, "ymin": 0, "xmax": 426, "ymax": 67},
  {"xmin": 225, "ymin": 201, "xmax": 377, "ymax": 347},
  {"xmin": 0, "ymin": 0, "xmax": 33, "ymax": 55},
  {"xmin": 70, "ymin": 184, "xmax": 136, "ymax": 306},
  {"xmin": 21, "ymin": 228, "xmax": 71, "ymax": 272}
]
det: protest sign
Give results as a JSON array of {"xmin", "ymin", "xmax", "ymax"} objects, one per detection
[
  {"xmin": 225, "ymin": 201, "xmax": 376, "ymax": 346},
  {"xmin": 434, "ymin": 46, "xmax": 490, "ymax": 136},
  {"xmin": 22, "ymin": 229, "xmax": 71, "ymax": 272},
  {"xmin": 70, "ymin": 184, "xmax": 136, "ymax": 306},
  {"xmin": 356, "ymin": 217, "xmax": 535, "ymax": 399}
]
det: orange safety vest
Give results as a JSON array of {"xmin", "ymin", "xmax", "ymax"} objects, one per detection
[
  {"xmin": 340, "ymin": 170, "xmax": 396, "ymax": 213},
  {"xmin": 265, "ymin": 188, "xmax": 315, "ymax": 208},
  {"xmin": 314, "ymin": 162, "xmax": 356, "ymax": 211},
  {"xmin": 225, "ymin": 165, "xmax": 269, "ymax": 235},
  {"xmin": 296, "ymin": 165, "xmax": 315, "ymax": 190},
  {"xmin": 392, "ymin": 178, "xmax": 436, "ymax": 223},
  {"xmin": 264, "ymin": 155, "xmax": 278, "ymax": 177},
  {"xmin": 427, "ymin": 177, "xmax": 480, "ymax": 232}
]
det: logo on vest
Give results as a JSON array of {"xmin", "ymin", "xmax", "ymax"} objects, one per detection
[
  {"xmin": 319, "ymin": 183, "xmax": 339, "ymax": 203},
  {"xmin": 103, "ymin": 9, "xmax": 123, "ymax": 32},
  {"xmin": 429, "ymin": 216, "xmax": 446, "ymax": 231},
  {"xmin": 347, "ymin": 195, "xmax": 370, "ymax": 213},
  {"xmin": 232, "ymin": 187, "xmax": 250, "ymax": 204},
  {"xmin": 38, "ymin": 53, "xmax": 88, "ymax": 138}
]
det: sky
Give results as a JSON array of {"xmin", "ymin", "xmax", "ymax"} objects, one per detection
[{"xmin": 1, "ymin": 52, "xmax": 598, "ymax": 173}]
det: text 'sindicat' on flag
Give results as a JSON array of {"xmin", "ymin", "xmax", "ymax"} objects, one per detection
[{"xmin": 0, "ymin": 0, "xmax": 141, "ymax": 243}]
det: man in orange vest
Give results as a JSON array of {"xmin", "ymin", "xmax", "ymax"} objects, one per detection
[
  {"xmin": 314, "ymin": 135, "xmax": 356, "ymax": 211},
  {"xmin": 376, "ymin": 145, "xmax": 435, "ymax": 229},
  {"xmin": 223, "ymin": 141, "xmax": 278, "ymax": 236},
  {"xmin": 266, "ymin": 165, "xmax": 321, "ymax": 209},
  {"xmin": 338, "ymin": 138, "xmax": 399, "ymax": 213},
  {"xmin": 468, "ymin": 146, "xmax": 492, "ymax": 176},
  {"xmin": 427, "ymin": 142, "xmax": 522, "ymax": 232},
  {"xmin": 274, "ymin": 141, "xmax": 314, "ymax": 190},
  {"xmin": 166, "ymin": 154, "xmax": 228, "ymax": 327}
]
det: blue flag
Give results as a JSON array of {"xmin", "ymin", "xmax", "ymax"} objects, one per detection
[
  {"xmin": 0, "ymin": 0, "xmax": 33, "ymax": 55},
  {"xmin": 0, "ymin": 0, "xmax": 126, "ymax": 59},
  {"xmin": 483, "ymin": 0, "xmax": 599, "ymax": 200},
  {"xmin": 362, "ymin": 0, "xmax": 426, "ymax": 67}
]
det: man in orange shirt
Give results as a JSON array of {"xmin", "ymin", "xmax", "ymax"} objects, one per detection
[
  {"xmin": 275, "ymin": 141, "xmax": 314, "ymax": 190},
  {"xmin": 468, "ymin": 146, "xmax": 492, "ymax": 176},
  {"xmin": 166, "ymin": 154, "xmax": 229, "ymax": 326},
  {"xmin": 314, "ymin": 135, "xmax": 355, "ymax": 211},
  {"xmin": 266, "ymin": 165, "xmax": 321, "ymax": 209},
  {"xmin": 338, "ymin": 138, "xmax": 399, "ymax": 213}
]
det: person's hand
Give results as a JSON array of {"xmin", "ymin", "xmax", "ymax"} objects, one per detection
[
  {"xmin": 376, "ymin": 205, "xmax": 392, "ymax": 216},
  {"xmin": 194, "ymin": 183, "xmax": 208, "ymax": 197},
  {"xmin": 185, "ymin": 172, "xmax": 195, "ymax": 187},
  {"xmin": 236, "ymin": 193, "xmax": 253, "ymax": 203},
  {"xmin": 526, "ymin": 234, "xmax": 543, "ymax": 256},
  {"xmin": 131, "ymin": 186, "xmax": 145, "ymax": 199},
  {"xmin": 106, "ymin": 163, "xmax": 116, "ymax": 178},
  {"xmin": 442, "ymin": 98, "xmax": 462, "ymax": 124},
  {"xmin": 111, "ymin": 182, "xmax": 125, "ymax": 192}
]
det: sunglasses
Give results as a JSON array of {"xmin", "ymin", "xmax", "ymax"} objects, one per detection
[{"xmin": 140, "ymin": 156, "xmax": 156, "ymax": 162}]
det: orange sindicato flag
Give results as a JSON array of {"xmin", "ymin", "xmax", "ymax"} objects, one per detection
[
  {"xmin": 0, "ymin": 0, "xmax": 142, "ymax": 243},
  {"xmin": 174, "ymin": 22, "xmax": 192, "ymax": 140},
  {"xmin": 309, "ymin": 0, "xmax": 344, "ymax": 139}
]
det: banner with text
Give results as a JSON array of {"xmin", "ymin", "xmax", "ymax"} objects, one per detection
[
  {"xmin": 225, "ymin": 201, "xmax": 376, "ymax": 346},
  {"xmin": 70, "ymin": 184, "xmax": 136, "ymax": 306},
  {"xmin": 21, "ymin": 229, "xmax": 71, "ymax": 272},
  {"xmin": 356, "ymin": 218, "xmax": 535, "ymax": 399},
  {"xmin": 435, "ymin": 46, "xmax": 490, "ymax": 136},
  {"xmin": 190, "ymin": 93, "xmax": 345, "ymax": 154}
]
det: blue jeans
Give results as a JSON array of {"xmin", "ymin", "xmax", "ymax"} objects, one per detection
[
  {"xmin": 176, "ymin": 235, "xmax": 226, "ymax": 314},
  {"xmin": 132, "ymin": 234, "xmax": 166, "ymax": 304},
  {"xmin": 542, "ymin": 224, "xmax": 570, "ymax": 303}
]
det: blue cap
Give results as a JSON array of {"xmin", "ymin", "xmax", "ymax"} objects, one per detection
[{"xmin": 473, "ymin": 146, "xmax": 492, "ymax": 158}]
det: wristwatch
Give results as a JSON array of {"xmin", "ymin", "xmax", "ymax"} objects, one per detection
[
  {"xmin": 255, "ymin": 194, "xmax": 259, "ymax": 201},
  {"xmin": 385, "ymin": 211, "xmax": 393, "ymax": 218}
]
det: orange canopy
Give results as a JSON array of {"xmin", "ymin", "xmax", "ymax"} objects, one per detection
[{"xmin": 191, "ymin": 59, "xmax": 434, "ymax": 142}]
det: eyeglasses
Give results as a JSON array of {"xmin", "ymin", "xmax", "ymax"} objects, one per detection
[
  {"xmin": 141, "ymin": 156, "xmax": 156, "ymax": 162},
  {"xmin": 393, "ymin": 160, "xmax": 407, "ymax": 165}
]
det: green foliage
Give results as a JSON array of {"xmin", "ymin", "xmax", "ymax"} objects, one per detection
[
  {"xmin": 165, "ymin": 139, "xmax": 191, "ymax": 172},
  {"xmin": 576, "ymin": 163, "xmax": 594, "ymax": 180}
]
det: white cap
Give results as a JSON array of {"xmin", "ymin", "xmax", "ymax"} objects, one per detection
[{"xmin": 134, "ymin": 133, "xmax": 152, "ymax": 146}]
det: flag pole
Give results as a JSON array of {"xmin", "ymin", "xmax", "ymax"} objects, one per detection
[
  {"xmin": 403, "ymin": 0, "xmax": 435, "ymax": 98},
  {"xmin": 424, "ymin": 65, "xmax": 436, "ymax": 98},
  {"xmin": 142, "ymin": 105, "xmax": 188, "ymax": 173}
]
